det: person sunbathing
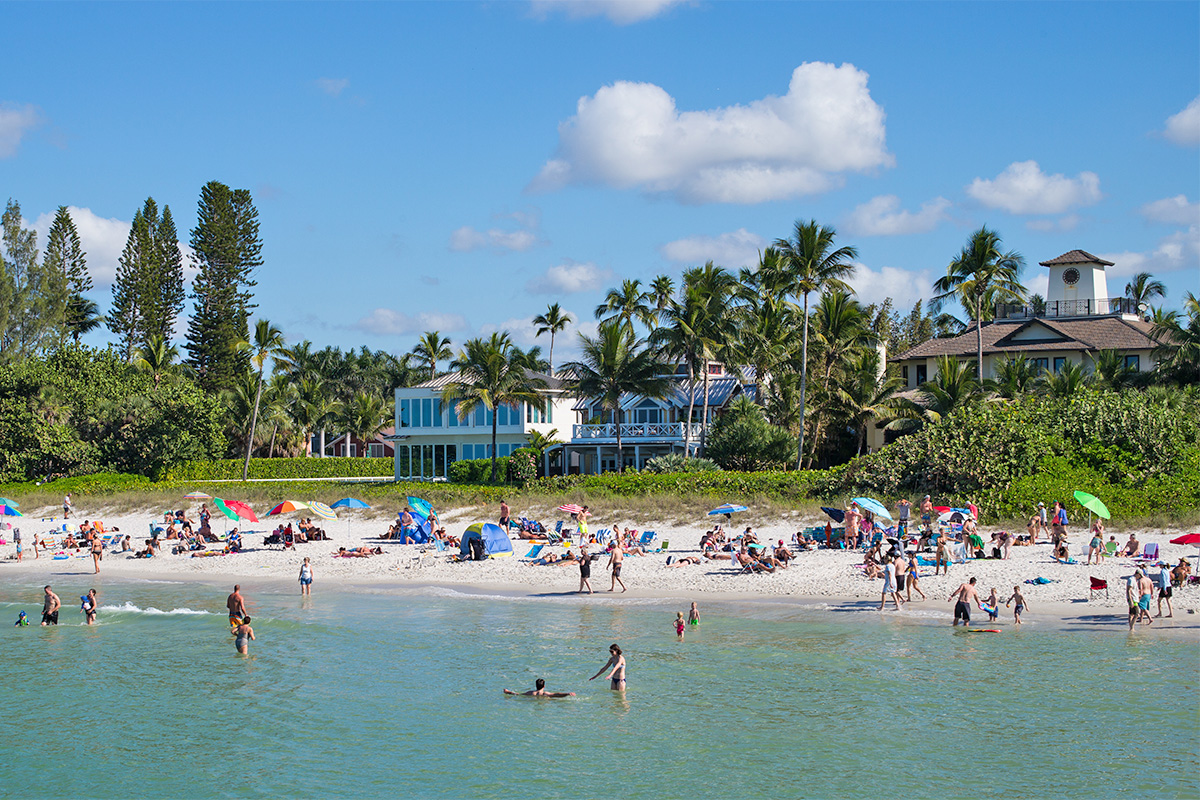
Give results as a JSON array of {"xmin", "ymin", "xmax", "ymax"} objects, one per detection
[
  {"xmin": 64, "ymin": 533, "xmax": 79, "ymax": 549},
  {"xmin": 774, "ymin": 541, "xmax": 793, "ymax": 564},
  {"xmin": 337, "ymin": 546, "xmax": 383, "ymax": 557},
  {"xmin": 703, "ymin": 550, "xmax": 733, "ymax": 561},
  {"xmin": 1122, "ymin": 534, "xmax": 1140, "ymax": 557},
  {"xmin": 736, "ymin": 550, "xmax": 775, "ymax": 573},
  {"xmin": 1053, "ymin": 542, "xmax": 1073, "ymax": 563},
  {"xmin": 666, "ymin": 556, "xmax": 701, "ymax": 567},
  {"xmin": 1172, "ymin": 559, "xmax": 1191, "ymax": 587}
]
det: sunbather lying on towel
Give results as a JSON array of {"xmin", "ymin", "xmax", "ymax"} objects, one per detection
[{"xmin": 336, "ymin": 547, "xmax": 383, "ymax": 558}]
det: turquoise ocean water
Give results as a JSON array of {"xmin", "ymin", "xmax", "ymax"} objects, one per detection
[{"xmin": 0, "ymin": 577, "xmax": 1196, "ymax": 799}]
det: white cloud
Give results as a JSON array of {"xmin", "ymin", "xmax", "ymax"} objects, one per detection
[
  {"xmin": 0, "ymin": 103, "xmax": 41, "ymax": 158},
  {"xmin": 1097, "ymin": 224, "xmax": 1200, "ymax": 277},
  {"xmin": 1026, "ymin": 272, "xmax": 1050, "ymax": 301},
  {"xmin": 529, "ymin": 62, "xmax": 893, "ymax": 204},
  {"xmin": 526, "ymin": 259, "xmax": 613, "ymax": 294},
  {"xmin": 315, "ymin": 78, "xmax": 350, "ymax": 97},
  {"xmin": 842, "ymin": 195, "xmax": 950, "ymax": 236},
  {"xmin": 1025, "ymin": 214, "xmax": 1080, "ymax": 233},
  {"xmin": 529, "ymin": 0, "xmax": 687, "ymax": 24},
  {"xmin": 353, "ymin": 309, "xmax": 468, "ymax": 336},
  {"xmin": 966, "ymin": 160, "xmax": 1101, "ymax": 215},
  {"xmin": 846, "ymin": 263, "xmax": 936, "ymax": 311},
  {"xmin": 1164, "ymin": 96, "xmax": 1200, "ymax": 146},
  {"xmin": 449, "ymin": 209, "xmax": 544, "ymax": 253},
  {"xmin": 1140, "ymin": 195, "xmax": 1200, "ymax": 226},
  {"xmin": 659, "ymin": 228, "xmax": 765, "ymax": 267}
]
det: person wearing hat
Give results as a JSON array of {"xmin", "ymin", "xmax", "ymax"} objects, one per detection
[
  {"xmin": 1171, "ymin": 558, "xmax": 1191, "ymax": 588},
  {"xmin": 1036, "ymin": 502, "xmax": 1048, "ymax": 540}
]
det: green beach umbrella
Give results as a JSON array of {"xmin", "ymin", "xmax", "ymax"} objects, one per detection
[
  {"xmin": 1073, "ymin": 490, "xmax": 1111, "ymax": 520},
  {"xmin": 0, "ymin": 497, "xmax": 20, "ymax": 508}
]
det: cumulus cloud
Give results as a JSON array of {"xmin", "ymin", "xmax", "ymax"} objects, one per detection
[
  {"xmin": 526, "ymin": 259, "xmax": 613, "ymax": 294},
  {"xmin": 1097, "ymin": 225, "xmax": 1200, "ymax": 277},
  {"xmin": 659, "ymin": 228, "xmax": 765, "ymax": 267},
  {"xmin": 529, "ymin": 0, "xmax": 687, "ymax": 24},
  {"xmin": 845, "ymin": 263, "xmax": 936, "ymax": 311},
  {"xmin": 353, "ymin": 309, "xmax": 468, "ymax": 336},
  {"xmin": 966, "ymin": 160, "xmax": 1101, "ymax": 215},
  {"xmin": 449, "ymin": 209, "xmax": 545, "ymax": 253},
  {"xmin": 1140, "ymin": 195, "xmax": 1200, "ymax": 227},
  {"xmin": 529, "ymin": 62, "xmax": 893, "ymax": 204},
  {"xmin": 842, "ymin": 195, "xmax": 950, "ymax": 236},
  {"xmin": 315, "ymin": 78, "xmax": 350, "ymax": 97},
  {"xmin": 1164, "ymin": 96, "xmax": 1200, "ymax": 146},
  {"xmin": 0, "ymin": 102, "xmax": 41, "ymax": 158}
]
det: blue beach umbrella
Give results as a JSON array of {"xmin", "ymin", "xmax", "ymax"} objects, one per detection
[
  {"xmin": 820, "ymin": 507, "xmax": 846, "ymax": 523},
  {"xmin": 331, "ymin": 498, "xmax": 371, "ymax": 510},
  {"xmin": 851, "ymin": 497, "xmax": 893, "ymax": 521},
  {"xmin": 0, "ymin": 504, "xmax": 22, "ymax": 517},
  {"xmin": 0, "ymin": 497, "xmax": 20, "ymax": 508},
  {"xmin": 407, "ymin": 496, "xmax": 433, "ymax": 518},
  {"xmin": 708, "ymin": 503, "xmax": 749, "ymax": 518}
]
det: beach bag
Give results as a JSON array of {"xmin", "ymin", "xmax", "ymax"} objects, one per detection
[{"xmin": 992, "ymin": 547, "xmax": 1001, "ymax": 559}]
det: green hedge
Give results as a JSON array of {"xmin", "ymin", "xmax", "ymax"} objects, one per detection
[
  {"xmin": 529, "ymin": 470, "xmax": 816, "ymax": 500},
  {"xmin": 448, "ymin": 457, "xmax": 512, "ymax": 484},
  {"xmin": 167, "ymin": 457, "xmax": 395, "ymax": 481}
]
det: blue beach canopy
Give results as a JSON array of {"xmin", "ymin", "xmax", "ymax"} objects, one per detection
[
  {"xmin": 851, "ymin": 497, "xmax": 893, "ymax": 520},
  {"xmin": 820, "ymin": 507, "xmax": 845, "ymax": 523},
  {"xmin": 708, "ymin": 503, "xmax": 749, "ymax": 517},
  {"xmin": 459, "ymin": 522, "xmax": 512, "ymax": 558},
  {"xmin": 331, "ymin": 498, "xmax": 371, "ymax": 509}
]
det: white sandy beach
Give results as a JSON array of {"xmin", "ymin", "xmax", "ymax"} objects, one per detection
[{"xmin": 3, "ymin": 502, "xmax": 1198, "ymax": 629}]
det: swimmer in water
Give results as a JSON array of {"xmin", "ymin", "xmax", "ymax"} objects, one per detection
[
  {"xmin": 688, "ymin": 601, "xmax": 700, "ymax": 626},
  {"xmin": 589, "ymin": 643, "xmax": 626, "ymax": 691},
  {"xmin": 82, "ymin": 588, "xmax": 97, "ymax": 626},
  {"xmin": 503, "ymin": 678, "xmax": 574, "ymax": 698},
  {"xmin": 232, "ymin": 616, "xmax": 255, "ymax": 655}
]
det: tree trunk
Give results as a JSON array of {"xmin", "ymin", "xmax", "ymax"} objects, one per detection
[
  {"xmin": 976, "ymin": 296, "xmax": 984, "ymax": 381},
  {"xmin": 700, "ymin": 364, "xmax": 711, "ymax": 455},
  {"xmin": 242, "ymin": 371, "xmax": 264, "ymax": 481},
  {"xmin": 683, "ymin": 361, "xmax": 695, "ymax": 457},
  {"xmin": 269, "ymin": 424, "xmax": 277, "ymax": 459},
  {"xmin": 796, "ymin": 293, "xmax": 810, "ymax": 471},
  {"xmin": 319, "ymin": 428, "xmax": 326, "ymax": 458},
  {"xmin": 490, "ymin": 410, "xmax": 499, "ymax": 483},
  {"xmin": 548, "ymin": 333, "xmax": 555, "ymax": 377},
  {"xmin": 614, "ymin": 405, "xmax": 622, "ymax": 471}
]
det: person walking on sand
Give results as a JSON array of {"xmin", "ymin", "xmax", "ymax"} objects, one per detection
[
  {"xmin": 1005, "ymin": 586, "xmax": 1028, "ymax": 625},
  {"xmin": 896, "ymin": 498, "xmax": 911, "ymax": 537},
  {"xmin": 607, "ymin": 540, "xmax": 626, "ymax": 593},
  {"xmin": 589, "ymin": 643, "xmax": 626, "ymax": 691},
  {"xmin": 578, "ymin": 547, "xmax": 594, "ymax": 594},
  {"xmin": 1155, "ymin": 566, "xmax": 1173, "ymax": 618},
  {"xmin": 1036, "ymin": 502, "xmax": 1049, "ymax": 541},
  {"xmin": 935, "ymin": 534, "xmax": 950, "ymax": 576},
  {"xmin": 227, "ymin": 585, "xmax": 247, "ymax": 626},
  {"xmin": 63, "ymin": 493, "xmax": 72, "ymax": 520},
  {"xmin": 845, "ymin": 503, "xmax": 862, "ymax": 550},
  {"xmin": 14, "ymin": 527, "xmax": 21, "ymax": 562},
  {"xmin": 879, "ymin": 555, "xmax": 903, "ymax": 610},
  {"xmin": 905, "ymin": 553, "xmax": 927, "ymax": 601},
  {"xmin": 41, "ymin": 585, "xmax": 61, "ymax": 626},
  {"xmin": 919, "ymin": 495, "xmax": 934, "ymax": 538},
  {"xmin": 81, "ymin": 588, "xmax": 97, "ymax": 626},
  {"xmin": 499, "ymin": 499, "xmax": 510, "ymax": 530},
  {"xmin": 90, "ymin": 531, "xmax": 103, "ymax": 574},
  {"xmin": 1134, "ymin": 570, "xmax": 1155, "ymax": 625},
  {"xmin": 299, "ymin": 557, "xmax": 313, "ymax": 596},
  {"xmin": 504, "ymin": 678, "xmax": 575, "ymax": 698},
  {"xmin": 674, "ymin": 611, "xmax": 686, "ymax": 640},
  {"xmin": 232, "ymin": 616, "xmax": 255, "ymax": 655},
  {"xmin": 576, "ymin": 506, "xmax": 591, "ymax": 547},
  {"xmin": 948, "ymin": 577, "xmax": 981, "ymax": 626}
]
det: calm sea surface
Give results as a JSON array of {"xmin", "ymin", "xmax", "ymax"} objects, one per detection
[{"xmin": 0, "ymin": 577, "xmax": 1196, "ymax": 799}]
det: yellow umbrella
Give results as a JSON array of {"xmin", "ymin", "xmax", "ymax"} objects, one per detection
[{"xmin": 307, "ymin": 502, "xmax": 337, "ymax": 521}]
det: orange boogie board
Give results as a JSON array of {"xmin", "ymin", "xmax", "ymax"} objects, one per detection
[{"xmin": 967, "ymin": 628, "xmax": 1001, "ymax": 633}]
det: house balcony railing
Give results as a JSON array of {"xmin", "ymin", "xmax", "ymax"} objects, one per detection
[
  {"xmin": 994, "ymin": 297, "xmax": 1137, "ymax": 320},
  {"xmin": 571, "ymin": 422, "xmax": 704, "ymax": 442}
]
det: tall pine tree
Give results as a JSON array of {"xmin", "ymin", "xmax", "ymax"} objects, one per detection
[
  {"xmin": 109, "ymin": 198, "xmax": 185, "ymax": 360},
  {"xmin": 43, "ymin": 206, "xmax": 93, "ymax": 345},
  {"xmin": 185, "ymin": 181, "xmax": 262, "ymax": 392},
  {"xmin": 0, "ymin": 198, "xmax": 61, "ymax": 360}
]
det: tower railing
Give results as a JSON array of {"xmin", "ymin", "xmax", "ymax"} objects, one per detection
[{"xmin": 994, "ymin": 297, "xmax": 1136, "ymax": 320}]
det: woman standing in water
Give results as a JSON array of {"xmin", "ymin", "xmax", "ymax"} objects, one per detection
[
  {"xmin": 299, "ymin": 557, "xmax": 313, "ymax": 596},
  {"xmin": 232, "ymin": 616, "xmax": 255, "ymax": 655},
  {"xmin": 589, "ymin": 643, "xmax": 626, "ymax": 691}
]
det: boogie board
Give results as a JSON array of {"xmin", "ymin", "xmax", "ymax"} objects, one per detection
[
  {"xmin": 980, "ymin": 603, "xmax": 998, "ymax": 616},
  {"xmin": 967, "ymin": 628, "xmax": 1001, "ymax": 633}
]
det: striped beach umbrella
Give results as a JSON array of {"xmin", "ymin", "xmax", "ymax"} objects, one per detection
[
  {"xmin": 0, "ymin": 504, "xmax": 22, "ymax": 517},
  {"xmin": 0, "ymin": 497, "xmax": 20, "ymax": 508},
  {"xmin": 184, "ymin": 491, "xmax": 212, "ymax": 500},
  {"xmin": 267, "ymin": 500, "xmax": 309, "ymax": 517},
  {"xmin": 331, "ymin": 498, "xmax": 370, "ymax": 509},
  {"xmin": 307, "ymin": 501, "xmax": 337, "ymax": 521}
]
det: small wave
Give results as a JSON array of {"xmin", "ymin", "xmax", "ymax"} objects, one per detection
[{"xmin": 99, "ymin": 602, "xmax": 212, "ymax": 616}]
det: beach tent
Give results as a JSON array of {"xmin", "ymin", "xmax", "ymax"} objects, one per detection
[
  {"xmin": 399, "ymin": 509, "xmax": 434, "ymax": 544},
  {"xmin": 459, "ymin": 523, "xmax": 513, "ymax": 559}
]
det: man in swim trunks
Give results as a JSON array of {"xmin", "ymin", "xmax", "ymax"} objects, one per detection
[
  {"xmin": 608, "ymin": 540, "xmax": 626, "ymax": 593},
  {"xmin": 227, "ymin": 584, "xmax": 247, "ymax": 626},
  {"xmin": 896, "ymin": 498, "xmax": 911, "ymax": 537},
  {"xmin": 578, "ymin": 547, "xmax": 593, "ymax": 594},
  {"xmin": 1134, "ymin": 570, "xmax": 1154, "ymax": 626},
  {"xmin": 504, "ymin": 678, "xmax": 574, "ymax": 697},
  {"xmin": 919, "ymin": 495, "xmax": 934, "ymax": 538},
  {"xmin": 41, "ymin": 585, "xmax": 60, "ymax": 626},
  {"xmin": 947, "ymin": 577, "xmax": 980, "ymax": 626},
  {"xmin": 498, "ymin": 499, "xmax": 510, "ymax": 529}
]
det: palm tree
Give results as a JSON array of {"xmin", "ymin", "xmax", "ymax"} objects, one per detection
[
  {"xmin": 132, "ymin": 334, "xmax": 179, "ymax": 390},
  {"xmin": 774, "ymin": 219, "xmax": 858, "ymax": 470},
  {"xmin": 650, "ymin": 286, "xmax": 704, "ymax": 457},
  {"xmin": 890, "ymin": 355, "xmax": 982, "ymax": 433},
  {"xmin": 1040, "ymin": 361, "xmax": 1088, "ymax": 398},
  {"xmin": 836, "ymin": 349, "xmax": 911, "ymax": 456},
  {"xmin": 564, "ymin": 320, "xmax": 671, "ymax": 471},
  {"xmin": 1124, "ymin": 272, "xmax": 1166, "ymax": 315},
  {"xmin": 682, "ymin": 262, "xmax": 739, "ymax": 451},
  {"xmin": 1151, "ymin": 292, "xmax": 1200, "ymax": 385},
  {"xmin": 65, "ymin": 296, "xmax": 103, "ymax": 344},
  {"xmin": 649, "ymin": 275, "xmax": 676, "ymax": 315},
  {"xmin": 339, "ymin": 391, "xmax": 390, "ymax": 456},
  {"xmin": 1090, "ymin": 349, "xmax": 1136, "ymax": 391},
  {"xmin": 512, "ymin": 344, "xmax": 550, "ymax": 374},
  {"xmin": 932, "ymin": 226, "xmax": 1027, "ymax": 382},
  {"xmin": 532, "ymin": 303, "xmax": 571, "ymax": 376},
  {"xmin": 736, "ymin": 253, "xmax": 797, "ymax": 408},
  {"xmin": 987, "ymin": 354, "xmax": 1040, "ymax": 399},
  {"xmin": 1028, "ymin": 293, "xmax": 1047, "ymax": 316},
  {"xmin": 442, "ymin": 332, "xmax": 548, "ymax": 482},
  {"xmin": 595, "ymin": 279, "xmax": 655, "ymax": 331},
  {"xmin": 805, "ymin": 289, "xmax": 873, "ymax": 465},
  {"xmin": 411, "ymin": 331, "xmax": 452, "ymax": 381},
  {"xmin": 240, "ymin": 318, "xmax": 286, "ymax": 480}
]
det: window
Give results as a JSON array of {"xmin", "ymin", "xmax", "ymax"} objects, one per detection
[
  {"xmin": 1053, "ymin": 357, "xmax": 1067, "ymax": 373},
  {"xmin": 420, "ymin": 399, "xmax": 432, "ymax": 428},
  {"xmin": 1124, "ymin": 354, "xmax": 1140, "ymax": 371},
  {"xmin": 448, "ymin": 400, "xmax": 459, "ymax": 427},
  {"xmin": 474, "ymin": 405, "xmax": 485, "ymax": 427},
  {"xmin": 901, "ymin": 366, "xmax": 909, "ymax": 386},
  {"xmin": 347, "ymin": 443, "xmax": 357, "ymax": 457},
  {"xmin": 432, "ymin": 399, "xmax": 442, "ymax": 428},
  {"xmin": 368, "ymin": 443, "xmax": 385, "ymax": 458},
  {"xmin": 1032, "ymin": 357, "xmax": 1049, "ymax": 372},
  {"xmin": 915, "ymin": 364, "xmax": 927, "ymax": 385},
  {"xmin": 547, "ymin": 401, "xmax": 552, "ymax": 423},
  {"xmin": 707, "ymin": 363, "xmax": 723, "ymax": 375},
  {"xmin": 632, "ymin": 400, "xmax": 662, "ymax": 424},
  {"xmin": 399, "ymin": 399, "xmax": 411, "ymax": 428}
]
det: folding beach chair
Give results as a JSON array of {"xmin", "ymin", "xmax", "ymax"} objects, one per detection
[
  {"xmin": 638, "ymin": 531, "xmax": 656, "ymax": 549},
  {"xmin": 1088, "ymin": 576, "xmax": 1109, "ymax": 600},
  {"xmin": 1104, "ymin": 541, "xmax": 1119, "ymax": 559},
  {"xmin": 657, "ymin": 539, "xmax": 668, "ymax": 553},
  {"xmin": 1137, "ymin": 543, "xmax": 1160, "ymax": 562},
  {"xmin": 522, "ymin": 544, "xmax": 545, "ymax": 560}
]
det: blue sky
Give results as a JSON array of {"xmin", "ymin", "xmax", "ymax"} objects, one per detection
[{"xmin": 2, "ymin": 1, "xmax": 1197, "ymax": 362}]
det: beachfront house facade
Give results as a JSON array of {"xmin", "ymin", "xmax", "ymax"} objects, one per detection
[
  {"xmin": 872, "ymin": 249, "xmax": 1159, "ymax": 451},
  {"xmin": 388, "ymin": 371, "xmax": 573, "ymax": 481},
  {"xmin": 325, "ymin": 429, "xmax": 396, "ymax": 459}
]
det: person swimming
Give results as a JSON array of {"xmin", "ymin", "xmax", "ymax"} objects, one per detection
[{"xmin": 503, "ymin": 678, "xmax": 575, "ymax": 698}]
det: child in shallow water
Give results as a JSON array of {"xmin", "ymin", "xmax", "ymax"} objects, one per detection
[
  {"xmin": 984, "ymin": 588, "xmax": 1000, "ymax": 621},
  {"xmin": 674, "ymin": 612, "xmax": 685, "ymax": 640},
  {"xmin": 687, "ymin": 602, "xmax": 700, "ymax": 626}
]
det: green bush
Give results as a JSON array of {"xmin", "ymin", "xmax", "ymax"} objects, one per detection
[
  {"xmin": 168, "ymin": 457, "xmax": 394, "ymax": 481},
  {"xmin": 705, "ymin": 412, "xmax": 796, "ymax": 471},
  {"xmin": 506, "ymin": 448, "xmax": 537, "ymax": 485},
  {"xmin": 448, "ymin": 456, "xmax": 512, "ymax": 484},
  {"xmin": 643, "ymin": 453, "xmax": 721, "ymax": 473},
  {"xmin": 529, "ymin": 469, "xmax": 814, "ymax": 500}
]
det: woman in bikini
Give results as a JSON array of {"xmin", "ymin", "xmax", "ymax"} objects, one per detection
[{"xmin": 589, "ymin": 643, "xmax": 626, "ymax": 691}]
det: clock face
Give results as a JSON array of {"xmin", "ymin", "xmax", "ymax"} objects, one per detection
[{"xmin": 1062, "ymin": 267, "xmax": 1081, "ymax": 287}]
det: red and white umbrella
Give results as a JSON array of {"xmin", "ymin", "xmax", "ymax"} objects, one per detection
[{"xmin": 557, "ymin": 504, "xmax": 583, "ymax": 515}]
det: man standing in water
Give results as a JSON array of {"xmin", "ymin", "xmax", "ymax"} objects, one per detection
[
  {"xmin": 947, "ymin": 577, "xmax": 981, "ymax": 626},
  {"xmin": 608, "ymin": 539, "xmax": 626, "ymax": 593},
  {"xmin": 41, "ymin": 585, "xmax": 61, "ymax": 626},
  {"xmin": 227, "ymin": 585, "xmax": 247, "ymax": 625}
]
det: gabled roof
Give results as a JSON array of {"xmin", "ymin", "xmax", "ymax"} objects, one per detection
[
  {"xmin": 895, "ymin": 316, "xmax": 1157, "ymax": 361},
  {"xmin": 1038, "ymin": 250, "xmax": 1115, "ymax": 267},
  {"xmin": 410, "ymin": 369, "xmax": 567, "ymax": 391}
]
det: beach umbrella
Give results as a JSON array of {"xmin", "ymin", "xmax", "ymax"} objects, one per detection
[
  {"xmin": 0, "ymin": 497, "xmax": 20, "ymax": 508},
  {"xmin": 183, "ymin": 491, "xmax": 211, "ymax": 501},
  {"xmin": 0, "ymin": 504, "xmax": 23, "ymax": 517},
  {"xmin": 267, "ymin": 500, "xmax": 309, "ymax": 517},
  {"xmin": 213, "ymin": 498, "xmax": 258, "ymax": 523},
  {"xmin": 851, "ymin": 497, "xmax": 893, "ymax": 521},
  {"xmin": 308, "ymin": 501, "xmax": 337, "ymax": 521},
  {"xmin": 820, "ymin": 507, "xmax": 845, "ymax": 523},
  {"xmin": 708, "ymin": 503, "xmax": 749, "ymax": 518},
  {"xmin": 331, "ymin": 498, "xmax": 370, "ymax": 510},
  {"xmin": 557, "ymin": 503, "xmax": 584, "ymax": 515},
  {"xmin": 1169, "ymin": 533, "xmax": 1200, "ymax": 564},
  {"xmin": 1073, "ymin": 490, "xmax": 1111, "ymax": 520},
  {"xmin": 406, "ymin": 496, "xmax": 433, "ymax": 518}
]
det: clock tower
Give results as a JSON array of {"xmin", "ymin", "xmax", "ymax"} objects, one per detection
[{"xmin": 1038, "ymin": 250, "xmax": 1115, "ymax": 315}]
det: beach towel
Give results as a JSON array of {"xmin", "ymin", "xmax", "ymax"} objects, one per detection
[{"xmin": 1024, "ymin": 577, "xmax": 1056, "ymax": 585}]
